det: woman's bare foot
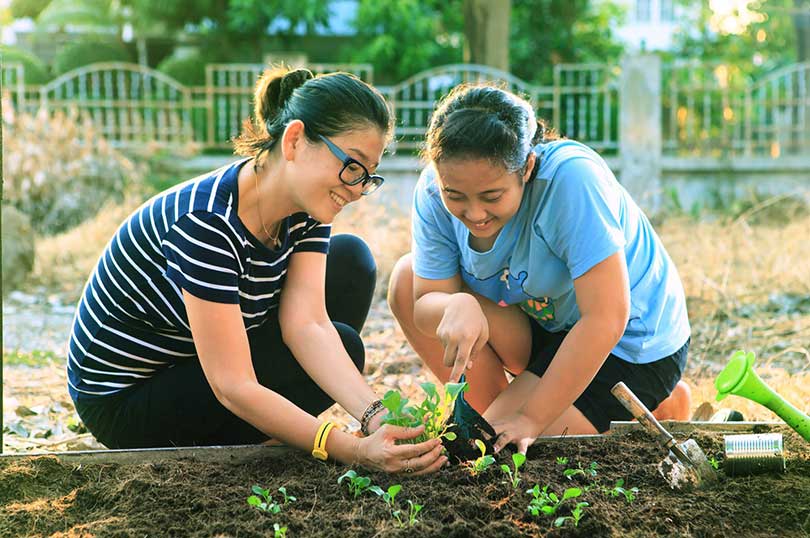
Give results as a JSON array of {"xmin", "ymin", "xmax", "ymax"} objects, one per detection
[{"xmin": 652, "ymin": 380, "xmax": 692, "ymax": 421}]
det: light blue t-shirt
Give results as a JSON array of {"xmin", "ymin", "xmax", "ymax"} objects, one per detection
[{"xmin": 411, "ymin": 140, "xmax": 690, "ymax": 364}]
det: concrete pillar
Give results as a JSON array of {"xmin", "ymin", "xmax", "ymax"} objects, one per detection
[{"xmin": 619, "ymin": 54, "xmax": 662, "ymax": 213}]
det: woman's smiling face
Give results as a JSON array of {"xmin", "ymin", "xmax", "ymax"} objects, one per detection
[{"xmin": 435, "ymin": 154, "xmax": 534, "ymax": 247}]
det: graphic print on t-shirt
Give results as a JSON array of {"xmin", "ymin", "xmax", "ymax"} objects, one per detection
[{"xmin": 462, "ymin": 265, "xmax": 555, "ymax": 321}]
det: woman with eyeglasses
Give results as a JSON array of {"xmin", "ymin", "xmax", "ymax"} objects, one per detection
[
  {"xmin": 388, "ymin": 84, "xmax": 692, "ymax": 455},
  {"xmin": 67, "ymin": 66, "xmax": 447, "ymax": 475}
]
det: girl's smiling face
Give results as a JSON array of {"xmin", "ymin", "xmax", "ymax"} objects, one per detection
[{"xmin": 435, "ymin": 153, "xmax": 535, "ymax": 247}]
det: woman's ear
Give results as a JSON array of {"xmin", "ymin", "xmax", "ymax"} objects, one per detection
[
  {"xmin": 522, "ymin": 152, "xmax": 537, "ymax": 184},
  {"xmin": 280, "ymin": 119, "xmax": 306, "ymax": 161}
]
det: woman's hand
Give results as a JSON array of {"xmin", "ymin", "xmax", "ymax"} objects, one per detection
[
  {"xmin": 489, "ymin": 411, "xmax": 541, "ymax": 456},
  {"xmin": 437, "ymin": 293, "xmax": 490, "ymax": 382},
  {"xmin": 357, "ymin": 424, "xmax": 447, "ymax": 475}
]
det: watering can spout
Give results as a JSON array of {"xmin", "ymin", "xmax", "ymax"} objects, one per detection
[{"xmin": 715, "ymin": 350, "xmax": 810, "ymax": 442}]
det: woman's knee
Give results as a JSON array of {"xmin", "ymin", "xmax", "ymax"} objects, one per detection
[
  {"xmin": 328, "ymin": 234, "xmax": 376, "ymax": 286},
  {"xmin": 334, "ymin": 321, "xmax": 365, "ymax": 373},
  {"xmin": 387, "ymin": 253, "xmax": 414, "ymax": 320}
]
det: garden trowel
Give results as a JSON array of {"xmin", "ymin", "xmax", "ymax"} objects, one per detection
[
  {"xmin": 611, "ymin": 382, "xmax": 717, "ymax": 489},
  {"xmin": 443, "ymin": 375, "xmax": 497, "ymax": 463}
]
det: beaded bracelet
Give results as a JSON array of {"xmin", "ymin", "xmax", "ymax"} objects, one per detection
[{"xmin": 360, "ymin": 399, "xmax": 385, "ymax": 436}]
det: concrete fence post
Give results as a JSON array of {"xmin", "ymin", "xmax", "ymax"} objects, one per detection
[{"xmin": 619, "ymin": 54, "xmax": 663, "ymax": 213}]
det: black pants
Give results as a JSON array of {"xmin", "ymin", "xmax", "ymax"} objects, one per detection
[
  {"xmin": 75, "ymin": 234, "xmax": 377, "ymax": 449},
  {"xmin": 525, "ymin": 322, "xmax": 689, "ymax": 433}
]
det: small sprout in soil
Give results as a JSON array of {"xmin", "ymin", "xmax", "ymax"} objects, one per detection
[
  {"xmin": 379, "ymin": 381, "xmax": 467, "ymax": 443},
  {"xmin": 273, "ymin": 523, "xmax": 288, "ymax": 537},
  {"xmin": 563, "ymin": 461, "xmax": 599, "ymax": 480},
  {"xmin": 556, "ymin": 456, "xmax": 569, "ymax": 466},
  {"xmin": 526, "ymin": 484, "xmax": 583, "ymax": 517},
  {"xmin": 465, "ymin": 439, "xmax": 496, "ymax": 476},
  {"xmin": 708, "ymin": 456, "xmax": 720, "ymax": 470},
  {"xmin": 380, "ymin": 484, "xmax": 402, "ymax": 508},
  {"xmin": 338, "ymin": 470, "xmax": 380, "ymax": 498},
  {"xmin": 247, "ymin": 485, "xmax": 283, "ymax": 514},
  {"xmin": 500, "ymin": 452, "xmax": 526, "ymax": 489},
  {"xmin": 554, "ymin": 501, "xmax": 589, "ymax": 528},
  {"xmin": 277, "ymin": 486, "xmax": 296, "ymax": 505},
  {"xmin": 393, "ymin": 500, "xmax": 423, "ymax": 527},
  {"xmin": 604, "ymin": 478, "xmax": 638, "ymax": 503}
]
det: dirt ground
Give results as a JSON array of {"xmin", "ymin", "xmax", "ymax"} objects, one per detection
[{"xmin": 1, "ymin": 425, "xmax": 808, "ymax": 538}]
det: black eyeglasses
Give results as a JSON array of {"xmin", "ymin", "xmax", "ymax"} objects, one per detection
[{"xmin": 318, "ymin": 134, "xmax": 385, "ymax": 195}]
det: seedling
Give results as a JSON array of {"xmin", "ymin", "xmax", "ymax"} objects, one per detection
[
  {"xmin": 380, "ymin": 484, "xmax": 402, "ymax": 508},
  {"xmin": 247, "ymin": 485, "xmax": 282, "ymax": 514},
  {"xmin": 563, "ymin": 461, "xmax": 599, "ymax": 480},
  {"xmin": 708, "ymin": 456, "xmax": 720, "ymax": 470},
  {"xmin": 338, "ymin": 470, "xmax": 382, "ymax": 498},
  {"xmin": 554, "ymin": 501, "xmax": 589, "ymax": 528},
  {"xmin": 273, "ymin": 523, "xmax": 287, "ymax": 537},
  {"xmin": 526, "ymin": 484, "xmax": 582, "ymax": 517},
  {"xmin": 465, "ymin": 439, "xmax": 496, "ymax": 476},
  {"xmin": 379, "ymin": 381, "xmax": 467, "ymax": 443},
  {"xmin": 500, "ymin": 452, "xmax": 526, "ymax": 489},
  {"xmin": 393, "ymin": 500, "xmax": 423, "ymax": 527},
  {"xmin": 604, "ymin": 478, "xmax": 638, "ymax": 503},
  {"xmin": 556, "ymin": 456, "xmax": 569, "ymax": 466},
  {"xmin": 277, "ymin": 486, "xmax": 296, "ymax": 505}
]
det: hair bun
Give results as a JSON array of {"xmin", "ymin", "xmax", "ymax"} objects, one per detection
[{"xmin": 278, "ymin": 68, "xmax": 314, "ymax": 107}]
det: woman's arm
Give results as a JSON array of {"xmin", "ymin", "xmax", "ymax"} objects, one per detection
[
  {"xmin": 184, "ymin": 291, "xmax": 361, "ymax": 463},
  {"xmin": 490, "ymin": 251, "xmax": 630, "ymax": 450}
]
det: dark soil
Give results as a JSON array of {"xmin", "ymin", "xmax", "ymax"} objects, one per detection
[{"xmin": 1, "ymin": 426, "xmax": 809, "ymax": 538}]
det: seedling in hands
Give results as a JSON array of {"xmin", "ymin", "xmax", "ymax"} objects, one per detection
[
  {"xmin": 526, "ymin": 484, "xmax": 582, "ymax": 517},
  {"xmin": 500, "ymin": 452, "xmax": 526, "ymax": 489},
  {"xmin": 338, "ymin": 470, "xmax": 381, "ymax": 498},
  {"xmin": 379, "ymin": 381, "xmax": 467, "ymax": 443},
  {"xmin": 393, "ymin": 500, "xmax": 423, "ymax": 527},
  {"xmin": 466, "ymin": 439, "xmax": 496, "ymax": 476},
  {"xmin": 604, "ymin": 478, "xmax": 638, "ymax": 503},
  {"xmin": 563, "ymin": 461, "xmax": 598, "ymax": 480},
  {"xmin": 273, "ymin": 523, "xmax": 288, "ymax": 537},
  {"xmin": 247, "ymin": 485, "xmax": 282, "ymax": 514},
  {"xmin": 554, "ymin": 501, "xmax": 589, "ymax": 528}
]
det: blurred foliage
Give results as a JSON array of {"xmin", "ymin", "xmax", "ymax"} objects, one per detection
[
  {"xmin": 670, "ymin": 0, "xmax": 797, "ymax": 76},
  {"xmin": 36, "ymin": 0, "xmax": 114, "ymax": 29},
  {"xmin": 2, "ymin": 104, "xmax": 142, "ymax": 234},
  {"xmin": 157, "ymin": 51, "xmax": 207, "ymax": 86},
  {"xmin": 53, "ymin": 38, "xmax": 132, "ymax": 75},
  {"xmin": 0, "ymin": 45, "xmax": 51, "ymax": 83},
  {"xmin": 510, "ymin": 0, "xmax": 626, "ymax": 84},
  {"xmin": 349, "ymin": 0, "xmax": 463, "ymax": 83},
  {"xmin": 9, "ymin": 0, "xmax": 51, "ymax": 19}
]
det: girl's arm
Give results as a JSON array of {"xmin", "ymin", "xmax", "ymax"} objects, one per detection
[{"xmin": 490, "ymin": 251, "xmax": 630, "ymax": 450}]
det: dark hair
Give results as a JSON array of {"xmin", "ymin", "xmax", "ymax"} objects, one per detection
[
  {"xmin": 233, "ymin": 65, "xmax": 393, "ymax": 158},
  {"xmin": 424, "ymin": 84, "xmax": 558, "ymax": 172}
]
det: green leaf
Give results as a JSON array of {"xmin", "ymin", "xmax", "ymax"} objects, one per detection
[
  {"xmin": 444, "ymin": 432, "xmax": 457, "ymax": 441},
  {"xmin": 338, "ymin": 470, "xmax": 356, "ymax": 484},
  {"xmin": 512, "ymin": 453, "xmax": 527, "ymax": 469},
  {"xmin": 388, "ymin": 484, "xmax": 402, "ymax": 498},
  {"xmin": 444, "ymin": 382, "xmax": 468, "ymax": 401},
  {"xmin": 500, "ymin": 464, "xmax": 510, "ymax": 473},
  {"xmin": 541, "ymin": 505, "xmax": 556, "ymax": 515},
  {"xmin": 247, "ymin": 495, "xmax": 261, "ymax": 506},
  {"xmin": 563, "ymin": 487, "xmax": 582, "ymax": 501},
  {"xmin": 554, "ymin": 516, "xmax": 568, "ymax": 527},
  {"xmin": 474, "ymin": 439, "xmax": 486, "ymax": 457},
  {"xmin": 251, "ymin": 485, "xmax": 265, "ymax": 496},
  {"xmin": 368, "ymin": 485, "xmax": 384, "ymax": 496}
]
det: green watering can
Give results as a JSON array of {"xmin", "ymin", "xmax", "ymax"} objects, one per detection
[{"xmin": 715, "ymin": 350, "xmax": 810, "ymax": 442}]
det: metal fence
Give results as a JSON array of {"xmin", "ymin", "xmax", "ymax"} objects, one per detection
[{"xmin": 3, "ymin": 59, "xmax": 809, "ymax": 158}]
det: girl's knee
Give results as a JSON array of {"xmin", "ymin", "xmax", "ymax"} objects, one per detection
[
  {"xmin": 334, "ymin": 322, "xmax": 365, "ymax": 373},
  {"xmin": 329, "ymin": 234, "xmax": 376, "ymax": 281},
  {"xmin": 387, "ymin": 253, "xmax": 414, "ymax": 318}
]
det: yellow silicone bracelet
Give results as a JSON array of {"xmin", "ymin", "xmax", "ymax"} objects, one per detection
[{"xmin": 312, "ymin": 421, "xmax": 335, "ymax": 461}]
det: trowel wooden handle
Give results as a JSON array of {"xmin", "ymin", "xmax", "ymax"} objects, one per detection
[{"xmin": 611, "ymin": 381, "xmax": 676, "ymax": 447}]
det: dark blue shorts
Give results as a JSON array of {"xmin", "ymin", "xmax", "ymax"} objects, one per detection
[{"xmin": 525, "ymin": 322, "xmax": 689, "ymax": 433}]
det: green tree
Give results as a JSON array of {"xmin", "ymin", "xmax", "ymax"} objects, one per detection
[
  {"xmin": 349, "ymin": 0, "xmax": 463, "ymax": 83},
  {"xmin": 510, "ymin": 0, "xmax": 626, "ymax": 84},
  {"xmin": 9, "ymin": 0, "xmax": 51, "ymax": 19}
]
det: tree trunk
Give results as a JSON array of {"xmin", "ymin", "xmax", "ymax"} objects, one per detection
[
  {"xmin": 462, "ymin": 0, "xmax": 511, "ymax": 71},
  {"xmin": 795, "ymin": 0, "xmax": 810, "ymax": 62}
]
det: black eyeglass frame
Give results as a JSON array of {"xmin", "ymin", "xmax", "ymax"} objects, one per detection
[{"xmin": 318, "ymin": 134, "xmax": 385, "ymax": 195}]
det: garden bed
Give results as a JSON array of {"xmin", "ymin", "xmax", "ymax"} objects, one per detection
[{"xmin": 1, "ymin": 423, "xmax": 808, "ymax": 537}]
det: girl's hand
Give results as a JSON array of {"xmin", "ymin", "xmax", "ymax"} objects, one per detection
[
  {"xmin": 437, "ymin": 293, "xmax": 490, "ymax": 382},
  {"xmin": 489, "ymin": 411, "xmax": 540, "ymax": 456},
  {"xmin": 357, "ymin": 424, "xmax": 447, "ymax": 475}
]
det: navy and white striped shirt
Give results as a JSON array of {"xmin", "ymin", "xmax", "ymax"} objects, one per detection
[{"xmin": 67, "ymin": 158, "xmax": 331, "ymax": 400}]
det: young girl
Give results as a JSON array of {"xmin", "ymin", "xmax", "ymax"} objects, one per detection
[
  {"xmin": 68, "ymin": 67, "xmax": 446, "ymax": 475},
  {"xmin": 389, "ymin": 84, "xmax": 691, "ymax": 454}
]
